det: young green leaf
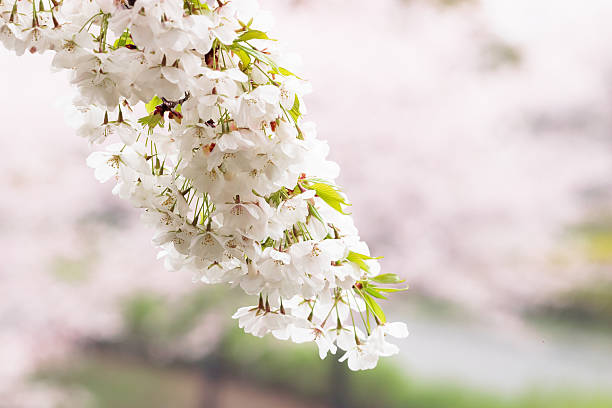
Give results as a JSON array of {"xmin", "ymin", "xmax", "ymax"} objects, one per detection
[
  {"xmin": 138, "ymin": 114, "xmax": 164, "ymax": 133},
  {"xmin": 357, "ymin": 289, "xmax": 386, "ymax": 324},
  {"xmin": 229, "ymin": 43, "xmax": 299, "ymax": 79},
  {"xmin": 236, "ymin": 29, "xmax": 272, "ymax": 42},
  {"xmin": 289, "ymin": 95, "xmax": 301, "ymax": 122},
  {"xmin": 371, "ymin": 273, "xmax": 405, "ymax": 284},
  {"xmin": 305, "ymin": 183, "xmax": 351, "ymax": 215},
  {"xmin": 184, "ymin": 0, "xmax": 210, "ymax": 12},
  {"xmin": 346, "ymin": 251, "xmax": 381, "ymax": 272},
  {"xmin": 145, "ymin": 96, "xmax": 163, "ymax": 114},
  {"xmin": 235, "ymin": 48, "xmax": 251, "ymax": 67},
  {"xmin": 307, "ymin": 203, "xmax": 325, "ymax": 225},
  {"xmin": 365, "ymin": 286, "xmax": 388, "ymax": 300},
  {"xmin": 303, "ymin": 177, "xmax": 335, "ymax": 185},
  {"xmin": 112, "ymin": 29, "xmax": 134, "ymax": 49},
  {"xmin": 364, "ymin": 305, "xmax": 372, "ymax": 333},
  {"xmin": 278, "ymin": 67, "xmax": 299, "ymax": 78},
  {"xmin": 377, "ymin": 286, "xmax": 409, "ymax": 293},
  {"xmin": 267, "ymin": 187, "xmax": 289, "ymax": 207}
]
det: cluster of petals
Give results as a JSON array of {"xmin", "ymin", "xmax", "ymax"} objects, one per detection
[{"xmin": 0, "ymin": 0, "xmax": 407, "ymax": 370}]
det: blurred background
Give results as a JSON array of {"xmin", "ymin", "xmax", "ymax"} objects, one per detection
[{"xmin": 1, "ymin": 0, "xmax": 612, "ymax": 407}]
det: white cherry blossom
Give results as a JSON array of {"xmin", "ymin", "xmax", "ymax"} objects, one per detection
[{"xmin": 0, "ymin": 0, "xmax": 406, "ymax": 371}]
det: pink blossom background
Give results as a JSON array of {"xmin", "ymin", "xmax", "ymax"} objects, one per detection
[{"xmin": 1, "ymin": 0, "xmax": 612, "ymax": 404}]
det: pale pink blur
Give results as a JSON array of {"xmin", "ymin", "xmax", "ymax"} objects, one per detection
[{"xmin": 1, "ymin": 0, "xmax": 612, "ymax": 403}]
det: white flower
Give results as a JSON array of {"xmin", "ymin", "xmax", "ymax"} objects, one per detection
[
  {"xmin": 1, "ymin": 0, "xmax": 407, "ymax": 370},
  {"xmin": 190, "ymin": 231, "xmax": 226, "ymax": 263},
  {"xmin": 184, "ymin": 15, "xmax": 214, "ymax": 53},
  {"xmin": 232, "ymin": 306, "xmax": 290, "ymax": 338},
  {"xmin": 272, "ymin": 190, "xmax": 314, "ymax": 234},
  {"xmin": 278, "ymin": 76, "xmax": 311, "ymax": 111},
  {"xmin": 277, "ymin": 319, "xmax": 337, "ymax": 359},
  {"xmin": 152, "ymin": 226, "xmax": 197, "ymax": 255},
  {"xmin": 13, "ymin": 25, "xmax": 54, "ymax": 55},
  {"xmin": 219, "ymin": 197, "xmax": 271, "ymax": 241},
  {"xmin": 204, "ymin": 67, "xmax": 247, "ymax": 97},
  {"xmin": 235, "ymin": 85, "xmax": 282, "ymax": 129},
  {"xmin": 257, "ymin": 248, "xmax": 302, "ymax": 297},
  {"xmin": 52, "ymin": 32, "xmax": 97, "ymax": 70},
  {"xmin": 381, "ymin": 321, "xmax": 409, "ymax": 338},
  {"xmin": 336, "ymin": 327, "xmax": 378, "ymax": 371},
  {"xmin": 337, "ymin": 322, "xmax": 409, "ymax": 371},
  {"xmin": 289, "ymin": 239, "xmax": 347, "ymax": 277},
  {"xmin": 367, "ymin": 323, "xmax": 408, "ymax": 358},
  {"xmin": 238, "ymin": 261, "xmax": 265, "ymax": 295},
  {"xmin": 139, "ymin": 56, "xmax": 190, "ymax": 101},
  {"xmin": 95, "ymin": 0, "xmax": 120, "ymax": 14},
  {"xmin": 0, "ymin": 22, "xmax": 20, "ymax": 51},
  {"xmin": 333, "ymin": 263, "xmax": 362, "ymax": 290},
  {"xmin": 141, "ymin": 209, "xmax": 183, "ymax": 231},
  {"xmin": 86, "ymin": 143, "xmax": 144, "ymax": 183},
  {"xmin": 72, "ymin": 54, "xmax": 124, "ymax": 108},
  {"xmin": 86, "ymin": 146, "xmax": 123, "ymax": 183},
  {"xmin": 338, "ymin": 340, "xmax": 380, "ymax": 371}
]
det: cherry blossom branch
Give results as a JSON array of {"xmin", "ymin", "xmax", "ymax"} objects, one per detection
[{"xmin": 0, "ymin": 0, "xmax": 408, "ymax": 371}]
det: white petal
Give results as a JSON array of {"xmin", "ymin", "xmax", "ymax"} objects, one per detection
[{"xmin": 385, "ymin": 322, "xmax": 409, "ymax": 338}]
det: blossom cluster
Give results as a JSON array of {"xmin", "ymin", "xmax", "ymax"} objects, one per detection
[{"xmin": 0, "ymin": 0, "xmax": 407, "ymax": 370}]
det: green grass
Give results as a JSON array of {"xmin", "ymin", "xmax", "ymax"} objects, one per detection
[
  {"xmin": 36, "ymin": 355, "xmax": 202, "ymax": 408},
  {"xmin": 526, "ymin": 280, "xmax": 612, "ymax": 332},
  {"xmin": 38, "ymin": 347, "xmax": 612, "ymax": 408},
  {"xmin": 35, "ymin": 290, "xmax": 612, "ymax": 408},
  {"xmin": 121, "ymin": 287, "xmax": 232, "ymax": 340},
  {"xmin": 218, "ymin": 327, "xmax": 612, "ymax": 408}
]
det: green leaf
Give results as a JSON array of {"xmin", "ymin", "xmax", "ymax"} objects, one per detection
[
  {"xmin": 365, "ymin": 295, "xmax": 386, "ymax": 323},
  {"xmin": 112, "ymin": 29, "xmax": 134, "ymax": 49},
  {"xmin": 303, "ymin": 177, "xmax": 334, "ymax": 185},
  {"xmin": 228, "ymin": 43, "xmax": 299, "ymax": 79},
  {"xmin": 358, "ymin": 289, "xmax": 386, "ymax": 324},
  {"xmin": 365, "ymin": 286, "xmax": 388, "ymax": 300},
  {"xmin": 371, "ymin": 273, "xmax": 405, "ymax": 284},
  {"xmin": 267, "ymin": 187, "xmax": 289, "ymax": 207},
  {"xmin": 138, "ymin": 114, "xmax": 164, "ymax": 133},
  {"xmin": 364, "ymin": 305, "xmax": 372, "ymax": 333},
  {"xmin": 377, "ymin": 286, "xmax": 409, "ymax": 293},
  {"xmin": 237, "ymin": 17, "xmax": 254, "ymax": 30},
  {"xmin": 277, "ymin": 67, "xmax": 300, "ymax": 78},
  {"xmin": 308, "ymin": 203, "xmax": 325, "ymax": 225},
  {"xmin": 235, "ymin": 48, "xmax": 251, "ymax": 67},
  {"xmin": 184, "ymin": 0, "xmax": 210, "ymax": 12},
  {"xmin": 305, "ymin": 182, "xmax": 351, "ymax": 215},
  {"xmin": 346, "ymin": 251, "xmax": 381, "ymax": 272},
  {"xmin": 288, "ymin": 95, "xmax": 301, "ymax": 122},
  {"xmin": 236, "ymin": 30, "xmax": 272, "ymax": 42},
  {"xmin": 145, "ymin": 96, "xmax": 163, "ymax": 114}
]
